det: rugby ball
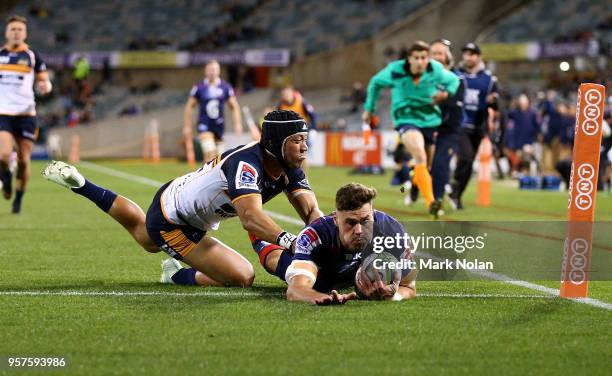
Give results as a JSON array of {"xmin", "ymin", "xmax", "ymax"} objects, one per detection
[{"xmin": 355, "ymin": 252, "xmax": 401, "ymax": 298}]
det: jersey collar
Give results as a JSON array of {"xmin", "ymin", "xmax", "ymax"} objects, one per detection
[
  {"xmin": 402, "ymin": 60, "xmax": 434, "ymax": 78},
  {"xmin": 3, "ymin": 43, "xmax": 28, "ymax": 52},
  {"xmin": 203, "ymin": 78, "xmax": 220, "ymax": 87}
]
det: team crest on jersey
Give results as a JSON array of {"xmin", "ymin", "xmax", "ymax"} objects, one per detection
[
  {"xmin": 295, "ymin": 228, "xmax": 321, "ymax": 255},
  {"xmin": 235, "ymin": 161, "xmax": 259, "ymax": 190},
  {"xmin": 297, "ymin": 178, "xmax": 310, "ymax": 189}
]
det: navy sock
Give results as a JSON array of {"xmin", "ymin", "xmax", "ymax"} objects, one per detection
[
  {"xmin": 171, "ymin": 268, "xmax": 198, "ymax": 286},
  {"xmin": 274, "ymin": 249, "xmax": 294, "ymax": 281},
  {"xmin": 72, "ymin": 179, "xmax": 117, "ymax": 212},
  {"xmin": 14, "ymin": 189, "xmax": 24, "ymax": 203},
  {"xmin": 0, "ymin": 165, "xmax": 10, "ymax": 185}
]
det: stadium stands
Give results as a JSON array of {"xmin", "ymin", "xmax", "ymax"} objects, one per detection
[
  {"xmin": 227, "ymin": 0, "xmax": 429, "ymax": 55},
  {"xmin": 484, "ymin": 0, "xmax": 611, "ymax": 42},
  {"xmin": 8, "ymin": 0, "xmax": 259, "ymax": 52},
  {"xmin": 7, "ymin": 0, "xmax": 429, "ymax": 56}
]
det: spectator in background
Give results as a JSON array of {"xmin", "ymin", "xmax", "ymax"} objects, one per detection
[
  {"xmin": 350, "ymin": 82, "xmax": 366, "ymax": 113},
  {"xmin": 505, "ymin": 94, "xmax": 540, "ymax": 176},
  {"xmin": 278, "ymin": 85, "xmax": 317, "ymax": 171},
  {"xmin": 72, "ymin": 56, "xmax": 91, "ymax": 111},
  {"xmin": 277, "ymin": 85, "xmax": 317, "ymax": 129},
  {"xmin": 557, "ymin": 102, "xmax": 576, "ymax": 160},
  {"xmin": 73, "ymin": 55, "xmax": 90, "ymax": 83},
  {"xmin": 102, "ymin": 57, "xmax": 112, "ymax": 84},
  {"xmin": 541, "ymin": 98, "xmax": 563, "ymax": 174}
]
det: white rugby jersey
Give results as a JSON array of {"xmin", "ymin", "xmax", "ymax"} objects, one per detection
[
  {"xmin": 0, "ymin": 44, "xmax": 46, "ymax": 115},
  {"xmin": 160, "ymin": 142, "xmax": 311, "ymax": 231}
]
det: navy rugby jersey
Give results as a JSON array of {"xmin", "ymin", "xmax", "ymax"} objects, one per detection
[
  {"xmin": 457, "ymin": 67, "xmax": 498, "ymax": 131},
  {"xmin": 292, "ymin": 210, "xmax": 410, "ymax": 291},
  {"xmin": 189, "ymin": 79, "xmax": 234, "ymax": 129}
]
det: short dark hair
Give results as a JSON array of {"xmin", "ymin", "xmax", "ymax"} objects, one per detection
[
  {"xmin": 6, "ymin": 15, "xmax": 26, "ymax": 26},
  {"xmin": 336, "ymin": 183, "xmax": 377, "ymax": 211},
  {"xmin": 409, "ymin": 41, "xmax": 430, "ymax": 55}
]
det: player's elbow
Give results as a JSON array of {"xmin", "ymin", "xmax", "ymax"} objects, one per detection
[{"xmin": 228, "ymin": 264, "xmax": 255, "ymax": 288}]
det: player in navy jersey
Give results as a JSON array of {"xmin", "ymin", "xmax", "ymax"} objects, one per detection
[
  {"xmin": 183, "ymin": 60, "xmax": 242, "ymax": 162},
  {"xmin": 449, "ymin": 43, "xmax": 499, "ymax": 210},
  {"xmin": 43, "ymin": 110, "xmax": 323, "ymax": 288},
  {"xmin": 429, "ymin": 39, "xmax": 466, "ymax": 216},
  {"xmin": 246, "ymin": 183, "xmax": 417, "ymax": 304},
  {"xmin": 0, "ymin": 15, "xmax": 52, "ymax": 213}
]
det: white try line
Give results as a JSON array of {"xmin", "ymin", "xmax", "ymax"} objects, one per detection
[
  {"xmin": 76, "ymin": 161, "xmax": 612, "ymax": 311},
  {"xmin": 0, "ymin": 290, "xmax": 555, "ymax": 299}
]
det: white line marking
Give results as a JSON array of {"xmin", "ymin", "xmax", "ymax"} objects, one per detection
[
  {"xmin": 417, "ymin": 251, "xmax": 612, "ymax": 311},
  {"xmin": 69, "ymin": 161, "xmax": 612, "ymax": 311},
  {"xmin": 0, "ymin": 290, "xmax": 555, "ymax": 299},
  {"xmin": 264, "ymin": 210, "xmax": 303, "ymax": 226},
  {"xmin": 79, "ymin": 161, "xmax": 164, "ymax": 187}
]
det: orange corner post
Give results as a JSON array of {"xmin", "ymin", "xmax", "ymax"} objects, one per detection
[{"xmin": 560, "ymin": 83, "xmax": 606, "ymax": 298}]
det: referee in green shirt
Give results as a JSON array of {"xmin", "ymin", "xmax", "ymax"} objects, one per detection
[{"xmin": 363, "ymin": 41, "xmax": 459, "ymax": 218}]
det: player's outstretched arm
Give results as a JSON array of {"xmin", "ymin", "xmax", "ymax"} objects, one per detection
[
  {"xmin": 288, "ymin": 190, "xmax": 324, "ymax": 225},
  {"xmin": 234, "ymin": 194, "xmax": 295, "ymax": 247},
  {"xmin": 286, "ymin": 261, "xmax": 356, "ymax": 305},
  {"xmin": 363, "ymin": 64, "xmax": 394, "ymax": 119}
]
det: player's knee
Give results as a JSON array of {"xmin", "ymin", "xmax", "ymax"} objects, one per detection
[
  {"xmin": 412, "ymin": 151, "xmax": 427, "ymax": 164},
  {"xmin": 134, "ymin": 230, "xmax": 154, "ymax": 251},
  {"xmin": 16, "ymin": 160, "xmax": 28, "ymax": 169},
  {"xmin": 199, "ymin": 138, "xmax": 216, "ymax": 156},
  {"xmin": 15, "ymin": 161, "xmax": 28, "ymax": 179},
  {"xmin": 231, "ymin": 266, "xmax": 255, "ymax": 287}
]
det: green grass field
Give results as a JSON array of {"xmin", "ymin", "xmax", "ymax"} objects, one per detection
[{"xmin": 1, "ymin": 160, "xmax": 611, "ymax": 375}]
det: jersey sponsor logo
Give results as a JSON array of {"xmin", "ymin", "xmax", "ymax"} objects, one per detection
[
  {"xmin": 464, "ymin": 88, "xmax": 480, "ymax": 110},
  {"xmin": 295, "ymin": 228, "xmax": 321, "ymax": 255},
  {"xmin": 297, "ymin": 178, "xmax": 310, "ymax": 189},
  {"xmin": 0, "ymin": 56, "xmax": 9, "ymax": 64},
  {"xmin": 207, "ymin": 85, "xmax": 224, "ymax": 98},
  {"xmin": 235, "ymin": 161, "xmax": 259, "ymax": 190}
]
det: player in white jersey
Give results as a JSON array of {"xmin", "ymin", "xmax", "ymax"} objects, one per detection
[
  {"xmin": 43, "ymin": 110, "xmax": 323, "ymax": 287},
  {"xmin": 0, "ymin": 15, "xmax": 52, "ymax": 213}
]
